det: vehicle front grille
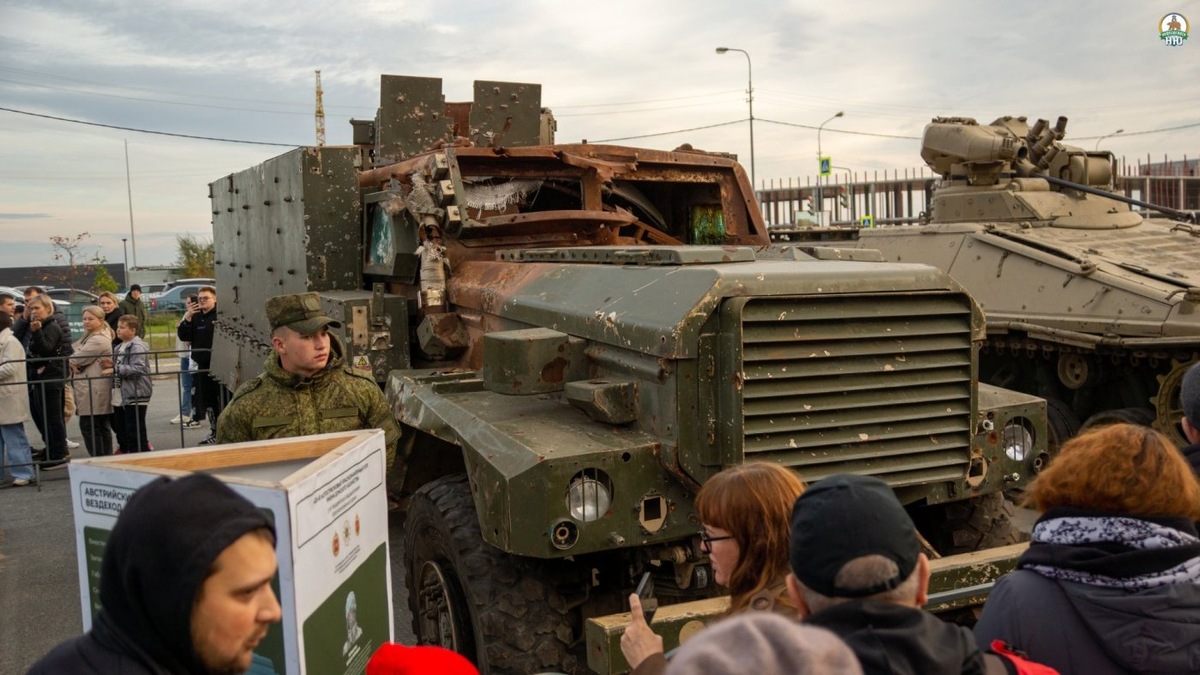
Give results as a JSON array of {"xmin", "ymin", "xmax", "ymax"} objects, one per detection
[{"xmin": 734, "ymin": 293, "xmax": 974, "ymax": 486}]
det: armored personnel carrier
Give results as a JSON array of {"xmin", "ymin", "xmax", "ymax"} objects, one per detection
[
  {"xmin": 209, "ymin": 77, "xmax": 1047, "ymax": 673},
  {"xmin": 783, "ymin": 115, "xmax": 1200, "ymax": 447}
]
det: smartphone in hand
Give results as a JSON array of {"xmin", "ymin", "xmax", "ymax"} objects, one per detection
[{"xmin": 634, "ymin": 572, "xmax": 658, "ymax": 624}]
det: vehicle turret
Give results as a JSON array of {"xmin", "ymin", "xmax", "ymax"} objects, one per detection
[{"xmin": 781, "ymin": 114, "xmax": 1200, "ymax": 449}]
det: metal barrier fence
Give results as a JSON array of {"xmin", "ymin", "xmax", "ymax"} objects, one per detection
[
  {"xmin": 756, "ymin": 160, "xmax": 1200, "ymax": 227},
  {"xmin": 0, "ymin": 347, "xmax": 227, "ymax": 490}
]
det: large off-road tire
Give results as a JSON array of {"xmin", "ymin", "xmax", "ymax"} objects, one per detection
[
  {"xmin": 1045, "ymin": 397, "xmax": 1081, "ymax": 452},
  {"xmin": 404, "ymin": 475, "xmax": 578, "ymax": 674},
  {"xmin": 1080, "ymin": 406, "xmax": 1156, "ymax": 433},
  {"xmin": 933, "ymin": 492, "xmax": 1023, "ymax": 556}
]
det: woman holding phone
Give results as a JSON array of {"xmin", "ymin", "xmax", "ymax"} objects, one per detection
[{"xmin": 621, "ymin": 463, "xmax": 807, "ymax": 674}]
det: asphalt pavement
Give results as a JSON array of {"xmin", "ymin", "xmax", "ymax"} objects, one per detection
[{"xmin": 0, "ymin": 374, "xmax": 414, "ymax": 672}]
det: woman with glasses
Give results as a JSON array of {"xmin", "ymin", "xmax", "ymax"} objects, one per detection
[{"xmin": 622, "ymin": 462, "xmax": 807, "ymax": 674}]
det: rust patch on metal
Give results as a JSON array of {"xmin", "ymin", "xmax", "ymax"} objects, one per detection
[{"xmin": 542, "ymin": 356, "xmax": 568, "ymax": 384}]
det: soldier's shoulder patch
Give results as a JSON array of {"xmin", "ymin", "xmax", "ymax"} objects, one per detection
[
  {"xmin": 229, "ymin": 375, "xmax": 266, "ymax": 403},
  {"xmin": 342, "ymin": 365, "xmax": 378, "ymax": 386}
]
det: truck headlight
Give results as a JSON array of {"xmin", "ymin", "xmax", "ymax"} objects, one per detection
[
  {"xmin": 567, "ymin": 470, "xmax": 612, "ymax": 522},
  {"xmin": 1003, "ymin": 418, "xmax": 1034, "ymax": 462}
]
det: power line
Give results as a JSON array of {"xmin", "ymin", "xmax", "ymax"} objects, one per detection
[
  {"xmin": 0, "ymin": 106, "xmax": 299, "ymax": 147},
  {"xmin": 1068, "ymin": 120, "xmax": 1200, "ymax": 140},
  {"xmin": 758, "ymin": 118, "xmax": 921, "ymax": 140},
  {"xmin": 0, "ymin": 65, "xmax": 369, "ymax": 113},
  {"xmin": 592, "ymin": 119, "xmax": 747, "ymax": 143},
  {"xmin": 557, "ymin": 100, "xmax": 731, "ymax": 118},
  {"xmin": 5, "ymin": 102, "xmax": 1194, "ymax": 156},
  {"xmin": 0, "ymin": 77, "xmax": 326, "ymax": 117},
  {"xmin": 556, "ymin": 90, "xmax": 740, "ymax": 109}
]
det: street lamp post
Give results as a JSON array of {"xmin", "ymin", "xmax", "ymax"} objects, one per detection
[
  {"xmin": 816, "ymin": 111, "xmax": 844, "ymax": 225},
  {"xmin": 121, "ymin": 238, "xmax": 129, "ymax": 289},
  {"xmin": 1095, "ymin": 128, "xmax": 1124, "ymax": 151},
  {"xmin": 715, "ymin": 47, "xmax": 755, "ymax": 189}
]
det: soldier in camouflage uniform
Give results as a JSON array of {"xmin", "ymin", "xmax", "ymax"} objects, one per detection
[{"xmin": 215, "ymin": 292, "xmax": 398, "ymax": 467}]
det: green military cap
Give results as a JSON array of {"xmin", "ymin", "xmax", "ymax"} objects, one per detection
[{"xmin": 266, "ymin": 292, "xmax": 342, "ymax": 335}]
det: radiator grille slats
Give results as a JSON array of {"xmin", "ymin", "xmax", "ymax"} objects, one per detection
[{"xmin": 735, "ymin": 295, "xmax": 973, "ymax": 484}]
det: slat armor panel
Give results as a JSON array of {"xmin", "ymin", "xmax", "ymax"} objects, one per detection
[{"xmin": 733, "ymin": 294, "xmax": 974, "ymax": 486}]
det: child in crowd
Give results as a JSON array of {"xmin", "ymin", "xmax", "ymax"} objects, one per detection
[{"xmin": 112, "ymin": 315, "xmax": 152, "ymax": 453}]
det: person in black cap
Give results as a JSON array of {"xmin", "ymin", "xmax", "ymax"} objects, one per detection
[
  {"xmin": 785, "ymin": 473, "xmax": 988, "ymax": 675},
  {"xmin": 29, "ymin": 473, "xmax": 282, "ymax": 674},
  {"xmin": 1178, "ymin": 362, "xmax": 1200, "ymax": 476},
  {"xmin": 215, "ymin": 292, "xmax": 398, "ymax": 470},
  {"xmin": 117, "ymin": 284, "xmax": 150, "ymax": 339}
]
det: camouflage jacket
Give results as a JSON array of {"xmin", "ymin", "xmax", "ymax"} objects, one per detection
[{"xmin": 215, "ymin": 335, "xmax": 398, "ymax": 467}]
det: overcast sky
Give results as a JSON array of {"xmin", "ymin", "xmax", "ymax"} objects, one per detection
[{"xmin": 1, "ymin": 0, "xmax": 1196, "ymax": 273}]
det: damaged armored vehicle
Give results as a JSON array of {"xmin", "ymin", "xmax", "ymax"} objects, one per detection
[
  {"xmin": 209, "ymin": 76, "xmax": 1047, "ymax": 673},
  {"xmin": 782, "ymin": 115, "xmax": 1200, "ymax": 447}
]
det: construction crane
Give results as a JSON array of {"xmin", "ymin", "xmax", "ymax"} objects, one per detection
[{"xmin": 314, "ymin": 69, "xmax": 326, "ymax": 147}]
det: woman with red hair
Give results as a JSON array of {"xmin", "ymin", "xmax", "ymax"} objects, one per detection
[
  {"xmin": 974, "ymin": 423, "xmax": 1200, "ymax": 674},
  {"xmin": 621, "ymin": 462, "xmax": 806, "ymax": 674}
]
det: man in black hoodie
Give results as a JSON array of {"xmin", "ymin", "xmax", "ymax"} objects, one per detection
[
  {"xmin": 1179, "ymin": 362, "xmax": 1200, "ymax": 476},
  {"xmin": 786, "ymin": 474, "xmax": 987, "ymax": 675},
  {"xmin": 30, "ymin": 473, "xmax": 282, "ymax": 674}
]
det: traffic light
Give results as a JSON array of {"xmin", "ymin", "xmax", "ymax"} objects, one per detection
[
  {"xmin": 838, "ymin": 188, "xmax": 849, "ymax": 209},
  {"xmin": 804, "ymin": 198, "xmax": 815, "ymax": 216}
]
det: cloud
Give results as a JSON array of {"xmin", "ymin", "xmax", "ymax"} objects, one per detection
[
  {"xmin": 0, "ymin": 212, "xmax": 52, "ymax": 219},
  {"xmin": 0, "ymin": 0, "xmax": 1196, "ymax": 268}
]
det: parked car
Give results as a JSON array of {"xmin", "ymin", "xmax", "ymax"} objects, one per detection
[
  {"xmin": 46, "ymin": 288, "xmax": 99, "ymax": 305},
  {"xmin": 150, "ymin": 284, "xmax": 206, "ymax": 314},
  {"xmin": 3, "ymin": 286, "xmax": 82, "ymax": 337},
  {"xmin": 116, "ymin": 283, "xmax": 168, "ymax": 302},
  {"xmin": 164, "ymin": 278, "xmax": 214, "ymax": 290},
  {"xmin": 2, "ymin": 285, "xmax": 72, "ymax": 310}
]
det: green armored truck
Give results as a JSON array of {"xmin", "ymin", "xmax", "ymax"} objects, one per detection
[{"xmin": 209, "ymin": 76, "xmax": 1048, "ymax": 673}]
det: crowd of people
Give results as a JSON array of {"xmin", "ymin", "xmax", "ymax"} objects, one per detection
[
  {"xmin": 0, "ymin": 285, "xmax": 171, "ymax": 483},
  {"xmin": 612, "ymin": 403, "xmax": 1200, "ymax": 675},
  {"xmin": 1, "ymin": 285, "xmax": 395, "ymax": 489},
  {"xmin": 611, "ymin": 364, "xmax": 1200, "ymax": 675},
  {"xmin": 10, "ymin": 280, "xmax": 1200, "ymax": 673},
  {"xmin": 30, "ymin": 411, "xmax": 1200, "ymax": 674}
]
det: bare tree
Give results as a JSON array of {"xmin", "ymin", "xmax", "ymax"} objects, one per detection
[{"xmin": 47, "ymin": 232, "xmax": 96, "ymax": 290}]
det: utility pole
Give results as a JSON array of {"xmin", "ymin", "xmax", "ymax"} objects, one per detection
[
  {"xmin": 125, "ymin": 139, "xmax": 137, "ymax": 267},
  {"xmin": 816, "ymin": 112, "xmax": 844, "ymax": 226},
  {"xmin": 315, "ymin": 70, "xmax": 326, "ymax": 147},
  {"xmin": 715, "ymin": 47, "xmax": 755, "ymax": 189},
  {"xmin": 121, "ymin": 238, "xmax": 129, "ymax": 288}
]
